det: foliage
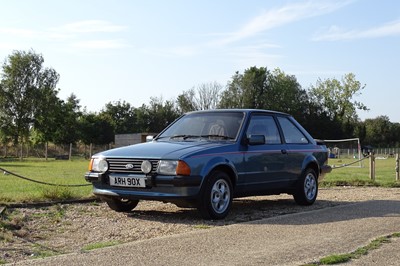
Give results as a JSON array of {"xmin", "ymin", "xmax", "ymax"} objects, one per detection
[
  {"xmin": 0, "ymin": 50, "xmax": 59, "ymax": 147},
  {"xmin": 79, "ymin": 113, "xmax": 114, "ymax": 145},
  {"xmin": 177, "ymin": 81, "xmax": 222, "ymax": 113},
  {"xmin": 0, "ymin": 50, "xmax": 399, "ymax": 149},
  {"xmin": 100, "ymin": 100, "xmax": 136, "ymax": 134},
  {"xmin": 52, "ymin": 94, "xmax": 82, "ymax": 144},
  {"xmin": 308, "ymin": 73, "xmax": 368, "ymax": 138},
  {"xmin": 146, "ymin": 96, "xmax": 179, "ymax": 133}
]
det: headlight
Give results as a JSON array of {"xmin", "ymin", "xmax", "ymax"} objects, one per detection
[
  {"xmin": 89, "ymin": 158, "xmax": 108, "ymax": 172},
  {"xmin": 157, "ymin": 160, "xmax": 191, "ymax": 176},
  {"xmin": 157, "ymin": 160, "xmax": 178, "ymax": 175}
]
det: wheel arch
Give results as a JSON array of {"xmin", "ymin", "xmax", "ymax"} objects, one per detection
[
  {"xmin": 302, "ymin": 156, "xmax": 320, "ymax": 180},
  {"xmin": 200, "ymin": 156, "xmax": 238, "ymax": 189}
]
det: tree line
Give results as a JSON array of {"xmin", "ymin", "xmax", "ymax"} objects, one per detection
[{"xmin": 1, "ymin": 50, "xmax": 399, "ymax": 158}]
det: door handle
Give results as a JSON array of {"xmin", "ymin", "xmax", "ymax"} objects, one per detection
[{"xmin": 281, "ymin": 149, "xmax": 287, "ymax": 154}]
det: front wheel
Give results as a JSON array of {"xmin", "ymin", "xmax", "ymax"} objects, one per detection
[
  {"xmin": 198, "ymin": 171, "xmax": 233, "ymax": 220},
  {"xmin": 293, "ymin": 168, "xmax": 318, "ymax": 205},
  {"xmin": 105, "ymin": 198, "xmax": 139, "ymax": 212}
]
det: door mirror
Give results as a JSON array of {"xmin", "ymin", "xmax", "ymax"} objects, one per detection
[{"xmin": 248, "ymin": 135, "xmax": 265, "ymax": 145}]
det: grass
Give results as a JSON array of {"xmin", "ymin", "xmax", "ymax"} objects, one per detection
[
  {"xmin": 0, "ymin": 156, "xmax": 399, "ymax": 204},
  {"xmin": 304, "ymin": 232, "xmax": 400, "ymax": 265},
  {"xmin": 322, "ymin": 157, "xmax": 400, "ymax": 187},
  {"xmin": 0, "ymin": 157, "xmax": 92, "ymax": 203},
  {"xmin": 82, "ymin": 241, "xmax": 121, "ymax": 251}
]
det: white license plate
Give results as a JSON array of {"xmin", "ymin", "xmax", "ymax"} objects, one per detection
[{"xmin": 109, "ymin": 176, "xmax": 146, "ymax": 188}]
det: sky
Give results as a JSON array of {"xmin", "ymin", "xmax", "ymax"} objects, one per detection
[{"xmin": 0, "ymin": 0, "xmax": 399, "ymax": 122}]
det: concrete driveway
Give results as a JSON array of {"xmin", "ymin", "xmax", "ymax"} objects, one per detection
[{"xmin": 12, "ymin": 200, "xmax": 400, "ymax": 266}]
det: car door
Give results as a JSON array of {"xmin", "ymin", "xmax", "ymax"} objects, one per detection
[
  {"xmin": 276, "ymin": 116, "xmax": 311, "ymax": 183},
  {"xmin": 243, "ymin": 114, "xmax": 289, "ymax": 192}
]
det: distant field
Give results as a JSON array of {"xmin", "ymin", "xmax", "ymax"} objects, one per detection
[
  {"xmin": 0, "ymin": 156, "xmax": 398, "ymax": 204},
  {"xmin": 0, "ymin": 158, "xmax": 92, "ymax": 203},
  {"xmin": 323, "ymin": 157, "xmax": 400, "ymax": 187}
]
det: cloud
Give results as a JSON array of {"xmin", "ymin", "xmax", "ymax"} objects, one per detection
[
  {"xmin": 0, "ymin": 20, "xmax": 129, "ymax": 51},
  {"xmin": 0, "ymin": 27, "xmax": 37, "ymax": 38},
  {"xmin": 56, "ymin": 20, "xmax": 128, "ymax": 33},
  {"xmin": 212, "ymin": 0, "xmax": 352, "ymax": 46},
  {"xmin": 313, "ymin": 19, "xmax": 400, "ymax": 41},
  {"xmin": 71, "ymin": 39, "xmax": 129, "ymax": 49}
]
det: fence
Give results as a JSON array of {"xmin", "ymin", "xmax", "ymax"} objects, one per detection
[
  {"xmin": 0, "ymin": 143, "xmax": 114, "ymax": 159},
  {"xmin": 331, "ymin": 147, "xmax": 400, "ymax": 159}
]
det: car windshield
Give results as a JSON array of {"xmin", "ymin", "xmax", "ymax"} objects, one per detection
[{"xmin": 157, "ymin": 111, "xmax": 245, "ymax": 141}]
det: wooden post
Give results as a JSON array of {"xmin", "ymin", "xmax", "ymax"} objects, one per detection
[
  {"xmin": 69, "ymin": 143, "xmax": 72, "ymax": 160},
  {"xmin": 369, "ymin": 152, "xmax": 375, "ymax": 181},
  {"xmin": 396, "ymin": 154, "xmax": 399, "ymax": 181}
]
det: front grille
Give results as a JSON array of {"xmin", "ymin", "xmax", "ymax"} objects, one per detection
[{"xmin": 107, "ymin": 158, "xmax": 159, "ymax": 174}]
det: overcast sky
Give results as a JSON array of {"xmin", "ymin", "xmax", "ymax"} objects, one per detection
[{"xmin": 1, "ymin": 0, "xmax": 399, "ymax": 122}]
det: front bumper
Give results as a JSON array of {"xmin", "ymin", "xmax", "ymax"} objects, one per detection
[{"xmin": 85, "ymin": 172, "xmax": 203, "ymax": 200}]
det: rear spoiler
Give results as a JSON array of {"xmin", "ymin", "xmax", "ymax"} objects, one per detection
[{"xmin": 314, "ymin": 139, "xmax": 326, "ymax": 146}]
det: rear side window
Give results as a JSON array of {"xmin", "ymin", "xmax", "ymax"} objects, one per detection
[
  {"xmin": 277, "ymin": 117, "xmax": 309, "ymax": 144},
  {"xmin": 246, "ymin": 115, "xmax": 281, "ymax": 144}
]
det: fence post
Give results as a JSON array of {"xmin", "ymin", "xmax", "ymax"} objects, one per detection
[
  {"xmin": 396, "ymin": 154, "xmax": 399, "ymax": 181},
  {"xmin": 369, "ymin": 152, "xmax": 375, "ymax": 181},
  {"xmin": 69, "ymin": 143, "xmax": 72, "ymax": 160}
]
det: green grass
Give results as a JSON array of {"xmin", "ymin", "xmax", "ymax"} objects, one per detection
[
  {"xmin": 0, "ymin": 156, "xmax": 399, "ymax": 204},
  {"xmin": 322, "ymin": 157, "xmax": 400, "ymax": 187},
  {"xmin": 305, "ymin": 233, "xmax": 400, "ymax": 265},
  {"xmin": 82, "ymin": 241, "xmax": 121, "ymax": 251},
  {"xmin": 0, "ymin": 158, "xmax": 92, "ymax": 203}
]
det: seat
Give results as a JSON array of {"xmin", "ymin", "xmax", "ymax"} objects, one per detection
[{"xmin": 209, "ymin": 120, "xmax": 226, "ymax": 136}]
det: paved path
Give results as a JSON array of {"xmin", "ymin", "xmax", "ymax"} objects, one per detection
[{"xmin": 13, "ymin": 200, "xmax": 400, "ymax": 266}]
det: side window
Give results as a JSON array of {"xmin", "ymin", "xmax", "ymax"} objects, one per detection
[
  {"xmin": 246, "ymin": 115, "xmax": 281, "ymax": 144},
  {"xmin": 277, "ymin": 117, "xmax": 309, "ymax": 144}
]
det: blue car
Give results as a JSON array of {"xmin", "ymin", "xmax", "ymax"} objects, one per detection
[{"xmin": 85, "ymin": 109, "xmax": 331, "ymax": 219}]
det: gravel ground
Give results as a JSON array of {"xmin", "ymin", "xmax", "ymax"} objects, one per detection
[{"xmin": 1, "ymin": 187, "xmax": 399, "ymax": 264}]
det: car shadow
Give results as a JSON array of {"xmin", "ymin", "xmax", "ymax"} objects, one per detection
[
  {"xmin": 124, "ymin": 197, "xmax": 356, "ymax": 226},
  {"xmin": 251, "ymin": 199, "xmax": 400, "ymax": 226}
]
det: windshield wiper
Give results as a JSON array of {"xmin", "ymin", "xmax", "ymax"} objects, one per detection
[
  {"xmin": 170, "ymin": 135, "xmax": 201, "ymax": 140},
  {"xmin": 200, "ymin": 135, "xmax": 235, "ymax": 140}
]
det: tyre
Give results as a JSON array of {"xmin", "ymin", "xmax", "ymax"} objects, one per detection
[
  {"xmin": 293, "ymin": 168, "xmax": 318, "ymax": 205},
  {"xmin": 198, "ymin": 170, "xmax": 233, "ymax": 220},
  {"xmin": 105, "ymin": 198, "xmax": 139, "ymax": 212}
]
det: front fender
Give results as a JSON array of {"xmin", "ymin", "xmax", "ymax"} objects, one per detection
[{"xmin": 199, "ymin": 156, "xmax": 239, "ymax": 187}]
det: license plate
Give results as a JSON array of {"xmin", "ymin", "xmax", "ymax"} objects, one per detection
[{"xmin": 109, "ymin": 176, "xmax": 146, "ymax": 188}]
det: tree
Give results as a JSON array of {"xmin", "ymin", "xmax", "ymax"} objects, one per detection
[
  {"xmin": 0, "ymin": 50, "xmax": 59, "ymax": 158},
  {"xmin": 53, "ymin": 94, "xmax": 82, "ymax": 145},
  {"xmin": 177, "ymin": 88, "xmax": 197, "ymax": 113},
  {"xmin": 309, "ymin": 73, "xmax": 368, "ymax": 127},
  {"xmin": 80, "ymin": 112, "xmax": 114, "ymax": 156},
  {"xmin": 219, "ymin": 67, "xmax": 266, "ymax": 109},
  {"xmin": 176, "ymin": 82, "xmax": 223, "ymax": 113},
  {"xmin": 146, "ymin": 97, "xmax": 179, "ymax": 133},
  {"xmin": 220, "ymin": 67, "xmax": 309, "ymax": 113},
  {"xmin": 364, "ymin": 116, "xmax": 393, "ymax": 147},
  {"xmin": 101, "ymin": 100, "xmax": 136, "ymax": 134}
]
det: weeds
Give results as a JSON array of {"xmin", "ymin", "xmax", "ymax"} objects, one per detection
[
  {"xmin": 40, "ymin": 186, "xmax": 74, "ymax": 201},
  {"xmin": 82, "ymin": 241, "xmax": 120, "ymax": 251},
  {"xmin": 306, "ymin": 233, "xmax": 400, "ymax": 265}
]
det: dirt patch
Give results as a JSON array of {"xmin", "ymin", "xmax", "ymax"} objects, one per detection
[{"xmin": 1, "ymin": 187, "xmax": 399, "ymax": 264}]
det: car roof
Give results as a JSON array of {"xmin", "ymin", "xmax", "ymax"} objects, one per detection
[{"xmin": 186, "ymin": 109, "xmax": 290, "ymax": 116}]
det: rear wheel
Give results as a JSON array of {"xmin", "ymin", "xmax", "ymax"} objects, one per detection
[
  {"xmin": 293, "ymin": 168, "xmax": 318, "ymax": 205},
  {"xmin": 198, "ymin": 170, "xmax": 233, "ymax": 220},
  {"xmin": 105, "ymin": 198, "xmax": 139, "ymax": 212}
]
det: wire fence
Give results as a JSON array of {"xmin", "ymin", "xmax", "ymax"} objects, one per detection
[{"xmin": 0, "ymin": 143, "xmax": 113, "ymax": 159}]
